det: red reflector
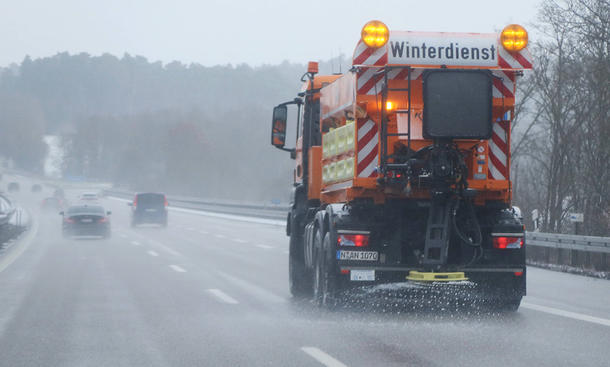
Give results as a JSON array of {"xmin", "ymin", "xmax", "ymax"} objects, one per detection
[
  {"xmin": 493, "ymin": 236, "xmax": 523, "ymax": 249},
  {"xmin": 514, "ymin": 271, "xmax": 523, "ymax": 276},
  {"xmin": 341, "ymin": 269, "xmax": 350, "ymax": 275},
  {"xmin": 337, "ymin": 234, "xmax": 369, "ymax": 247}
]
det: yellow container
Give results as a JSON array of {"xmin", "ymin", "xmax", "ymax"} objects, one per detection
[
  {"xmin": 336, "ymin": 125, "xmax": 347, "ymax": 155},
  {"xmin": 328, "ymin": 128, "xmax": 337, "ymax": 157},
  {"xmin": 322, "ymin": 164, "xmax": 330, "ymax": 183},
  {"xmin": 336, "ymin": 159, "xmax": 346, "ymax": 181},
  {"xmin": 322, "ymin": 131, "xmax": 332, "ymax": 158},
  {"xmin": 344, "ymin": 157, "xmax": 354, "ymax": 180},
  {"xmin": 345, "ymin": 121, "xmax": 355, "ymax": 152},
  {"xmin": 330, "ymin": 162, "xmax": 338, "ymax": 182}
]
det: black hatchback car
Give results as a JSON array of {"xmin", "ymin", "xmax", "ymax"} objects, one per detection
[
  {"xmin": 61, "ymin": 205, "xmax": 111, "ymax": 238},
  {"xmin": 129, "ymin": 192, "xmax": 168, "ymax": 227}
]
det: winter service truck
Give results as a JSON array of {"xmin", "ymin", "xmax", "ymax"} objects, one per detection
[{"xmin": 271, "ymin": 21, "xmax": 532, "ymax": 310}]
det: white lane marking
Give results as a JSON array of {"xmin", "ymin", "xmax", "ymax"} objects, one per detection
[
  {"xmin": 186, "ymin": 227, "xmax": 195, "ymax": 231},
  {"xmin": 214, "ymin": 234, "xmax": 227, "ymax": 239},
  {"xmin": 207, "ymin": 289, "xmax": 239, "ymax": 304},
  {"xmin": 169, "ymin": 265, "xmax": 187, "ymax": 273},
  {"xmin": 232, "ymin": 238, "xmax": 247, "ymax": 243},
  {"xmin": 0, "ymin": 215, "xmax": 39, "ymax": 274},
  {"xmin": 217, "ymin": 271, "xmax": 285, "ymax": 303},
  {"xmin": 521, "ymin": 302, "xmax": 610, "ymax": 328},
  {"xmin": 256, "ymin": 244, "xmax": 273, "ymax": 250},
  {"xmin": 147, "ymin": 250, "xmax": 159, "ymax": 257},
  {"xmin": 301, "ymin": 347, "xmax": 348, "ymax": 367},
  {"xmin": 199, "ymin": 230, "xmax": 209, "ymax": 235},
  {"xmin": 130, "ymin": 240, "xmax": 141, "ymax": 246},
  {"xmin": 147, "ymin": 239, "xmax": 181, "ymax": 257}
]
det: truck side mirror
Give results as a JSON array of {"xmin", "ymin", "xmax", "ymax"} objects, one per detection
[{"xmin": 271, "ymin": 105, "xmax": 288, "ymax": 148}]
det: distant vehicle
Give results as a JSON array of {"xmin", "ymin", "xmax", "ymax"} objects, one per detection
[
  {"xmin": 129, "ymin": 192, "xmax": 168, "ymax": 227},
  {"xmin": 78, "ymin": 192, "xmax": 99, "ymax": 201},
  {"xmin": 41, "ymin": 197, "xmax": 64, "ymax": 212},
  {"xmin": 53, "ymin": 188, "xmax": 65, "ymax": 199},
  {"xmin": 7, "ymin": 182, "xmax": 19, "ymax": 193},
  {"xmin": 0, "ymin": 194, "xmax": 15, "ymax": 226},
  {"xmin": 31, "ymin": 184, "xmax": 42, "ymax": 193},
  {"xmin": 61, "ymin": 204, "xmax": 111, "ymax": 238}
]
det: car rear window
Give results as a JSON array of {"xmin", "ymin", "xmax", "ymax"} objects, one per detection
[
  {"xmin": 67, "ymin": 206, "xmax": 105, "ymax": 215},
  {"xmin": 136, "ymin": 193, "xmax": 165, "ymax": 208}
]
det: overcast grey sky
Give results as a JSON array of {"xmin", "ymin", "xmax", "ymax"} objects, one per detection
[{"xmin": 1, "ymin": 0, "xmax": 541, "ymax": 67}]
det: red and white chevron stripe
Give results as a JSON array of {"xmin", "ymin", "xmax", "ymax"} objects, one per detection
[
  {"xmin": 491, "ymin": 69, "xmax": 515, "ymax": 98},
  {"xmin": 352, "ymin": 41, "xmax": 387, "ymax": 66},
  {"xmin": 498, "ymin": 47, "xmax": 533, "ymax": 70},
  {"xmin": 356, "ymin": 119, "xmax": 379, "ymax": 178},
  {"xmin": 357, "ymin": 68, "xmax": 423, "ymax": 96},
  {"xmin": 488, "ymin": 120, "xmax": 510, "ymax": 180}
]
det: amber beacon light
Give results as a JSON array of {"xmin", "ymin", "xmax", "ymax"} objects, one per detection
[
  {"xmin": 501, "ymin": 24, "xmax": 528, "ymax": 52},
  {"xmin": 361, "ymin": 20, "xmax": 389, "ymax": 48}
]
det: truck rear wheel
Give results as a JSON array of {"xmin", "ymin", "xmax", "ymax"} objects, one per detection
[
  {"xmin": 314, "ymin": 231, "xmax": 338, "ymax": 308},
  {"xmin": 289, "ymin": 230, "xmax": 313, "ymax": 298}
]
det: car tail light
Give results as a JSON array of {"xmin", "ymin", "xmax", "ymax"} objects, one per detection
[
  {"xmin": 492, "ymin": 236, "xmax": 523, "ymax": 249},
  {"xmin": 337, "ymin": 234, "xmax": 369, "ymax": 247},
  {"xmin": 98, "ymin": 217, "xmax": 108, "ymax": 223},
  {"xmin": 164, "ymin": 196, "xmax": 168, "ymax": 207},
  {"xmin": 65, "ymin": 217, "xmax": 75, "ymax": 223},
  {"xmin": 514, "ymin": 271, "xmax": 523, "ymax": 276}
]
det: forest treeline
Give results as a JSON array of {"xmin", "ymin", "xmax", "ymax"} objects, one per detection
[
  {"xmin": 0, "ymin": 0, "xmax": 607, "ymax": 234},
  {"xmin": 0, "ymin": 53, "xmax": 344, "ymax": 202}
]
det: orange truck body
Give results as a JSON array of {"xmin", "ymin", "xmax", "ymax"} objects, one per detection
[{"xmin": 304, "ymin": 30, "xmax": 532, "ymax": 206}]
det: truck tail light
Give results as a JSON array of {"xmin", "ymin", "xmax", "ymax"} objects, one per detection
[
  {"xmin": 338, "ymin": 234, "xmax": 369, "ymax": 247},
  {"xmin": 492, "ymin": 236, "xmax": 523, "ymax": 249}
]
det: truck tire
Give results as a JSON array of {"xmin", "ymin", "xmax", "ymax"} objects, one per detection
[
  {"xmin": 313, "ymin": 231, "xmax": 338, "ymax": 308},
  {"xmin": 288, "ymin": 224, "xmax": 313, "ymax": 298}
]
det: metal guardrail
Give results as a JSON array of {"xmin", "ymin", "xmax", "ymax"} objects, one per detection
[
  {"xmin": 103, "ymin": 189, "xmax": 289, "ymax": 221},
  {"xmin": 526, "ymin": 232, "xmax": 610, "ymax": 254},
  {"xmin": 104, "ymin": 188, "xmax": 610, "ymax": 253}
]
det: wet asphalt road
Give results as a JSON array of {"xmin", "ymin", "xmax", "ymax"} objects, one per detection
[{"xmin": 0, "ymin": 184, "xmax": 608, "ymax": 367}]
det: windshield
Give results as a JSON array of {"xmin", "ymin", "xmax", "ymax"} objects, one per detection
[
  {"xmin": 136, "ymin": 193, "xmax": 165, "ymax": 208},
  {"xmin": 67, "ymin": 205, "xmax": 105, "ymax": 216}
]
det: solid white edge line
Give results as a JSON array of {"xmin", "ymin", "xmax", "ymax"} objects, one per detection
[
  {"xmin": 521, "ymin": 302, "xmax": 610, "ymax": 327},
  {"xmin": 169, "ymin": 265, "xmax": 186, "ymax": 273},
  {"xmin": 0, "ymin": 214, "xmax": 39, "ymax": 274},
  {"xmin": 147, "ymin": 250, "xmax": 159, "ymax": 257},
  {"xmin": 107, "ymin": 196, "xmax": 285, "ymax": 227},
  {"xmin": 207, "ymin": 289, "xmax": 239, "ymax": 304},
  {"xmin": 301, "ymin": 347, "xmax": 348, "ymax": 367}
]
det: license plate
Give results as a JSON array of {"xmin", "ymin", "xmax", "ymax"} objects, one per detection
[
  {"xmin": 145, "ymin": 209, "xmax": 157, "ymax": 212},
  {"xmin": 350, "ymin": 270, "xmax": 375, "ymax": 281},
  {"xmin": 337, "ymin": 250, "xmax": 378, "ymax": 261},
  {"xmin": 81, "ymin": 218, "xmax": 93, "ymax": 223}
]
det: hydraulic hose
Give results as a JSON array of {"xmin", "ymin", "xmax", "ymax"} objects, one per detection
[{"xmin": 452, "ymin": 199, "xmax": 482, "ymax": 248}]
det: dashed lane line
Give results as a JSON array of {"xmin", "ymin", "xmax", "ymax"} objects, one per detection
[
  {"xmin": 301, "ymin": 347, "xmax": 348, "ymax": 367},
  {"xmin": 256, "ymin": 244, "xmax": 273, "ymax": 250},
  {"xmin": 207, "ymin": 289, "xmax": 239, "ymax": 304},
  {"xmin": 130, "ymin": 240, "xmax": 141, "ymax": 246},
  {"xmin": 147, "ymin": 250, "xmax": 159, "ymax": 257},
  {"xmin": 232, "ymin": 238, "xmax": 247, "ymax": 243},
  {"xmin": 521, "ymin": 302, "xmax": 610, "ymax": 328},
  {"xmin": 199, "ymin": 230, "xmax": 209, "ymax": 235},
  {"xmin": 169, "ymin": 265, "xmax": 187, "ymax": 273},
  {"xmin": 214, "ymin": 234, "xmax": 227, "ymax": 239},
  {"xmin": 216, "ymin": 271, "xmax": 285, "ymax": 303}
]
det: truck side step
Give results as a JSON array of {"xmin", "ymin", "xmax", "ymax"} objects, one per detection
[{"xmin": 406, "ymin": 271, "xmax": 468, "ymax": 282}]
